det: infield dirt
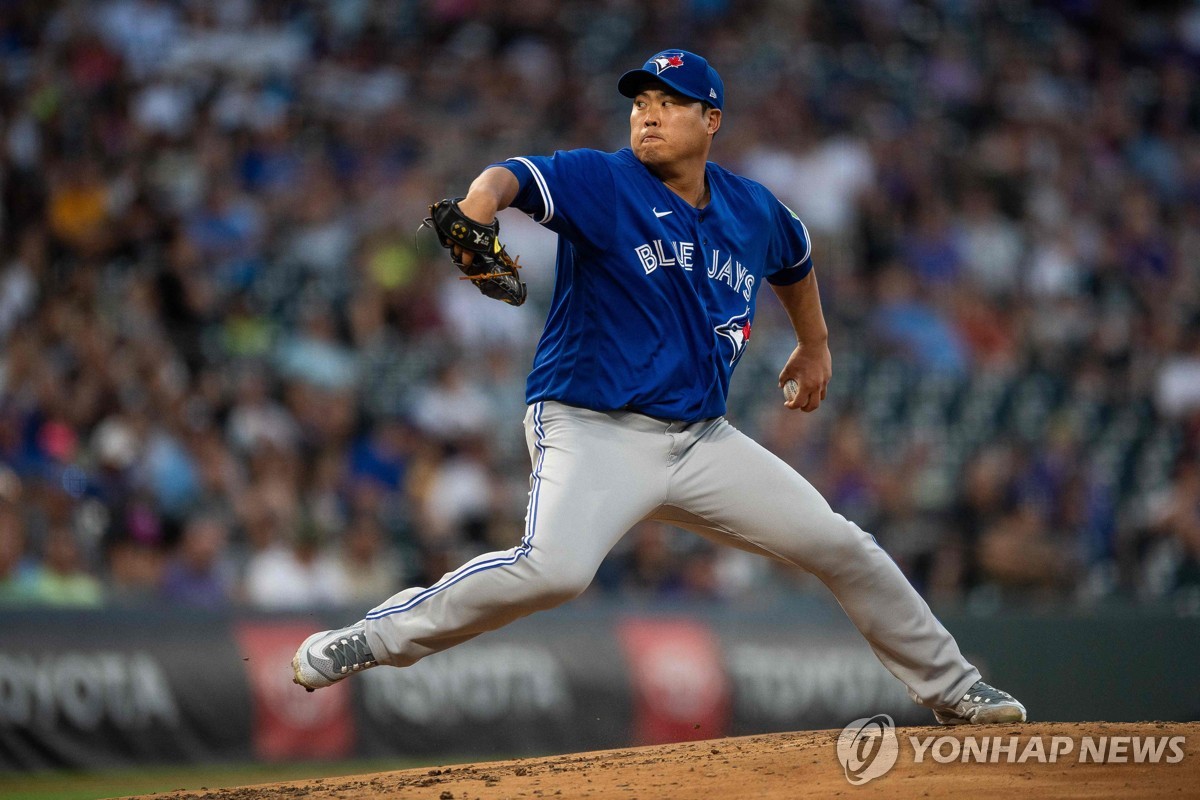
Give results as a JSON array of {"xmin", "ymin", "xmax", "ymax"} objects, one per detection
[{"xmin": 125, "ymin": 721, "xmax": 1199, "ymax": 799}]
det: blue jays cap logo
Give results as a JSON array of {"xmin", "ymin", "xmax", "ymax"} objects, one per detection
[
  {"xmin": 618, "ymin": 48, "xmax": 724, "ymax": 110},
  {"xmin": 651, "ymin": 52, "xmax": 685, "ymax": 74},
  {"xmin": 715, "ymin": 312, "xmax": 752, "ymax": 366}
]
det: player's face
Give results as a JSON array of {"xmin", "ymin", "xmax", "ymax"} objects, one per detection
[{"xmin": 630, "ymin": 87, "xmax": 720, "ymax": 168}]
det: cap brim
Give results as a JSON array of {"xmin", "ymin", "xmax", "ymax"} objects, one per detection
[{"xmin": 617, "ymin": 69, "xmax": 707, "ymax": 104}]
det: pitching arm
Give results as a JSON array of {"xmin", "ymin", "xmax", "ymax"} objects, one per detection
[{"xmin": 771, "ymin": 269, "xmax": 832, "ymax": 412}]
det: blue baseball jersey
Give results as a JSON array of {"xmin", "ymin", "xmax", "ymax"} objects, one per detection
[{"xmin": 495, "ymin": 147, "xmax": 813, "ymax": 422}]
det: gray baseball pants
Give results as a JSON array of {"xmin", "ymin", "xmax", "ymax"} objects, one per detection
[{"xmin": 363, "ymin": 401, "xmax": 980, "ymax": 708}]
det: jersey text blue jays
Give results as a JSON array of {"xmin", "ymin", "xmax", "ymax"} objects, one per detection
[{"xmin": 494, "ymin": 147, "xmax": 812, "ymax": 421}]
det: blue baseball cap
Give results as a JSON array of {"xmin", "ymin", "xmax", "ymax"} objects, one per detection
[{"xmin": 617, "ymin": 50, "xmax": 724, "ymax": 110}]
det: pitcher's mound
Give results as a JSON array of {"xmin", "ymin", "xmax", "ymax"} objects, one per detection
[{"xmin": 132, "ymin": 721, "xmax": 1198, "ymax": 799}]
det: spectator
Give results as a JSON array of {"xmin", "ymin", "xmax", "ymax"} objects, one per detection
[
  {"xmin": 106, "ymin": 537, "xmax": 165, "ymax": 607},
  {"xmin": 413, "ymin": 438, "xmax": 495, "ymax": 546},
  {"xmin": 955, "ymin": 186, "xmax": 1023, "ymax": 298},
  {"xmin": 274, "ymin": 304, "xmax": 359, "ymax": 392},
  {"xmin": 243, "ymin": 519, "xmax": 348, "ymax": 610},
  {"xmin": 410, "ymin": 362, "xmax": 493, "ymax": 442},
  {"xmin": 1156, "ymin": 326, "xmax": 1200, "ymax": 419},
  {"xmin": 46, "ymin": 159, "xmax": 112, "ymax": 257},
  {"xmin": 347, "ymin": 417, "xmax": 414, "ymax": 493},
  {"xmin": 0, "ymin": 228, "xmax": 43, "ymax": 343},
  {"xmin": 226, "ymin": 368, "xmax": 300, "ymax": 454},
  {"xmin": 25, "ymin": 525, "xmax": 104, "ymax": 607},
  {"xmin": 869, "ymin": 265, "xmax": 969, "ymax": 375},
  {"xmin": 1139, "ymin": 459, "xmax": 1200, "ymax": 599},
  {"xmin": 978, "ymin": 502, "xmax": 1079, "ymax": 602},
  {"xmin": 901, "ymin": 202, "xmax": 963, "ymax": 287},
  {"xmin": 332, "ymin": 513, "xmax": 405, "ymax": 604},
  {"xmin": 0, "ymin": 504, "xmax": 37, "ymax": 604},
  {"xmin": 160, "ymin": 513, "xmax": 236, "ymax": 609}
]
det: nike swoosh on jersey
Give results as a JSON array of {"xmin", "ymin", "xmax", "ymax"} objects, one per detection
[{"xmin": 653, "ymin": 208, "xmax": 673, "ymax": 218}]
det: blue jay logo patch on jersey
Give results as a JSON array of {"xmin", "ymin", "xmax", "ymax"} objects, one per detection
[
  {"xmin": 652, "ymin": 53, "xmax": 685, "ymax": 74},
  {"xmin": 715, "ymin": 311, "xmax": 752, "ymax": 366}
]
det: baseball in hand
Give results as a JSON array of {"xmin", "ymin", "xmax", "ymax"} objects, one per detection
[{"xmin": 783, "ymin": 378, "xmax": 800, "ymax": 404}]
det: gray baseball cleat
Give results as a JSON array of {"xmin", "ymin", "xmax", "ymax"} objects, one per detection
[
  {"xmin": 933, "ymin": 680, "xmax": 1027, "ymax": 725},
  {"xmin": 292, "ymin": 620, "xmax": 379, "ymax": 692}
]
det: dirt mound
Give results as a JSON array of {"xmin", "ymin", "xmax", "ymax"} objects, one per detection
[{"xmin": 127, "ymin": 721, "xmax": 1198, "ymax": 799}]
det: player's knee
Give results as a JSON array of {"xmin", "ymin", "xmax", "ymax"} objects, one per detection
[
  {"xmin": 526, "ymin": 565, "xmax": 593, "ymax": 609},
  {"xmin": 834, "ymin": 526, "xmax": 877, "ymax": 560},
  {"xmin": 806, "ymin": 518, "xmax": 880, "ymax": 576}
]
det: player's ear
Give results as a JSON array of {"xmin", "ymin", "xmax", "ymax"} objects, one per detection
[{"xmin": 706, "ymin": 108, "xmax": 722, "ymax": 136}]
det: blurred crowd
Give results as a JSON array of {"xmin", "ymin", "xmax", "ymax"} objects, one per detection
[{"xmin": 1, "ymin": 0, "xmax": 1198, "ymax": 613}]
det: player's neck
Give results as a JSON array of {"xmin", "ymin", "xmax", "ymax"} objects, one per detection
[{"xmin": 656, "ymin": 164, "xmax": 710, "ymax": 209}]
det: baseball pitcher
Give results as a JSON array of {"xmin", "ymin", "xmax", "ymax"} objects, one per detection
[{"xmin": 293, "ymin": 49, "xmax": 1026, "ymax": 726}]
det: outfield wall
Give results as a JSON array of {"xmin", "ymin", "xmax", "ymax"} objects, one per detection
[{"xmin": 1, "ymin": 601, "xmax": 1196, "ymax": 770}]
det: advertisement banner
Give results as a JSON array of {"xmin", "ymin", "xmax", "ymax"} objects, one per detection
[
  {"xmin": 0, "ymin": 610, "xmax": 251, "ymax": 770},
  {"xmin": 617, "ymin": 618, "xmax": 730, "ymax": 744},
  {"xmin": 233, "ymin": 621, "xmax": 355, "ymax": 762},
  {"xmin": 1, "ymin": 604, "xmax": 1196, "ymax": 771},
  {"xmin": 352, "ymin": 613, "xmax": 632, "ymax": 758}
]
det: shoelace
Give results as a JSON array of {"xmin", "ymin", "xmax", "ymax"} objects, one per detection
[
  {"xmin": 963, "ymin": 682, "xmax": 1013, "ymax": 705},
  {"xmin": 326, "ymin": 633, "xmax": 377, "ymax": 674}
]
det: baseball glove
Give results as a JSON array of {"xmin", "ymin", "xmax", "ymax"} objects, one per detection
[{"xmin": 425, "ymin": 199, "xmax": 528, "ymax": 306}]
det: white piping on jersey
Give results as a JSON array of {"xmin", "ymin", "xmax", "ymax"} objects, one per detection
[
  {"xmin": 511, "ymin": 157, "xmax": 554, "ymax": 224},
  {"xmin": 790, "ymin": 216, "xmax": 812, "ymax": 269}
]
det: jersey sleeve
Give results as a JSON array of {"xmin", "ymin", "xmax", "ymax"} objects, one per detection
[
  {"xmin": 490, "ymin": 149, "xmax": 616, "ymax": 253},
  {"xmin": 764, "ymin": 197, "xmax": 814, "ymax": 286}
]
